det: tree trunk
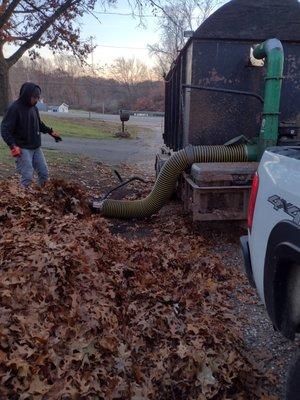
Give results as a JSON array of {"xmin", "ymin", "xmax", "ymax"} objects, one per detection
[{"xmin": 0, "ymin": 60, "xmax": 10, "ymax": 115}]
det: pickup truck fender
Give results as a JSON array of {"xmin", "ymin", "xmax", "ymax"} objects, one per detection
[{"xmin": 264, "ymin": 220, "xmax": 300, "ymax": 339}]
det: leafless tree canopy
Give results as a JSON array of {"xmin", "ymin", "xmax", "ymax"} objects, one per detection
[
  {"xmin": 0, "ymin": 0, "xmax": 226, "ymax": 113},
  {"xmin": 108, "ymin": 57, "xmax": 156, "ymax": 87},
  {"xmin": 0, "ymin": 0, "xmax": 165, "ymax": 113},
  {"xmin": 10, "ymin": 55, "xmax": 165, "ymax": 112},
  {"xmin": 148, "ymin": 0, "xmax": 227, "ymax": 75},
  {"xmin": 0, "ymin": 0, "xmax": 114, "ymax": 113}
]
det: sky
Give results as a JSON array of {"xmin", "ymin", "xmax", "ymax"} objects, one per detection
[
  {"xmin": 4, "ymin": 0, "xmax": 229, "ymax": 69},
  {"xmin": 81, "ymin": 1, "xmax": 161, "ymax": 67},
  {"xmin": 4, "ymin": 0, "xmax": 162, "ymax": 69}
]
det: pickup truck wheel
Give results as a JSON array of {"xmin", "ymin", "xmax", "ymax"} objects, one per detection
[
  {"xmin": 285, "ymin": 352, "xmax": 300, "ymax": 400},
  {"xmin": 286, "ymin": 263, "xmax": 300, "ymax": 335}
]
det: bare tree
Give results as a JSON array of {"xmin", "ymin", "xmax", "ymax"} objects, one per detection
[
  {"xmin": 10, "ymin": 53, "xmax": 165, "ymax": 112},
  {"xmin": 108, "ymin": 57, "xmax": 154, "ymax": 97},
  {"xmin": 0, "ymin": 0, "xmax": 173, "ymax": 114},
  {"xmin": 54, "ymin": 54, "xmax": 82, "ymax": 77},
  {"xmin": 148, "ymin": 0, "xmax": 227, "ymax": 76},
  {"xmin": 194, "ymin": 0, "xmax": 226, "ymax": 22},
  {"xmin": 0, "ymin": 0, "xmax": 114, "ymax": 114},
  {"xmin": 0, "ymin": 0, "xmax": 226, "ymax": 113}
]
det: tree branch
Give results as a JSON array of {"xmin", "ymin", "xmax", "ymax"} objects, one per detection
[
  {"xmin": 147, "ymin": 0, "xmax": 182, "ymax": 29},
  {"xmin": 15, "ymin": 7, "xmax": 47, "ymax": 14},
  {"xmin": 0, "ymin": 0, "xmax": 22, "ymax": 30},
  {"xmin": 9, "ymin": 35, "xmax": 31, "ymax": 41},
  {"xmin": 7, "ymin": 0, "xmax": 81, "ymax": 66}
]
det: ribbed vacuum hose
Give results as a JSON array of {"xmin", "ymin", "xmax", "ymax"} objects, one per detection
[{"xmin": 101, "ymin": 145, "xmax": 248, "ymax": 219}]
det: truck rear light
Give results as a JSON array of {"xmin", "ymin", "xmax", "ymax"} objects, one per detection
[{"xmin": 247, "ymin": 172, "xmax": 259, "ymax": 232}]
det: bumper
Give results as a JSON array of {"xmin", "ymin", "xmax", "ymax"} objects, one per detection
[{"xmin": 240, "ymin": 235, "xmax": 255, "ymax": 287}]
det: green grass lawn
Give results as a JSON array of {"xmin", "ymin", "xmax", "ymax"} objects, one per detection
[
  {"xmin": 0, "ymin": 114, "xmax": 138, "ymax": 140},
  {"xmin": 41, "ymin": 115, "xmax": 138, "ymax": 140}
]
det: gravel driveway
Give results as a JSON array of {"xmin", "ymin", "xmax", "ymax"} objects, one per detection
[{"xmin": 41, "ymin": 115, "xmax": 164, "ymax": 168}]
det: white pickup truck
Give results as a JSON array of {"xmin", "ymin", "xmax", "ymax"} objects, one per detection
[{"xmin": 240, "ymin": 146, "xmax": 300, "ymax": 399}]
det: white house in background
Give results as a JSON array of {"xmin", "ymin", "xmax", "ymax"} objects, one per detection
[
  {"xmin": 49, "ymin": 103, "xmax": 69, "ymax": 113},
  {"xmin": 58, "ymin": 103, "xmax": 69, "ymax": 113}
]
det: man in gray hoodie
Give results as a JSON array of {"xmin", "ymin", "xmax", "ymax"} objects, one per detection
[{"xmin": 1, "ymin": 82, "xmax": 62, "ymax": 187}]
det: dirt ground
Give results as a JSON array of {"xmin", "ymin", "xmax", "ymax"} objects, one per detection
[{"xmin": 1, "ymin": 155, "xmax": 299, "ymax": 400}]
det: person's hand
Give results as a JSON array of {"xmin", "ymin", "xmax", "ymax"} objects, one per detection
[
  {"xmin": 11, "ymin": 145, "xmax": 21, "ymax": 157},
  {"xmin": 50, "ymin": 131, "xmax": 62, "ymax": 142}
]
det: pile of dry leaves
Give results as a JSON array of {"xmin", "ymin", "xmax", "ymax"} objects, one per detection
[{"xmin": 0, "ymin": 180, "xmax": 276, "ymax": 399}]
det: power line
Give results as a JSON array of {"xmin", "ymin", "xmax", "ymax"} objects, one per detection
[
  {"xmin": 95, "ymin": 44, "xmax": 148, "ymax": 50},
  {"xmin": 94, "ymin": 10, "xmax": 156, "ymax": 18},
  {"xmin": 94, "ymin": 9, "xmax": 202, "ymax": 21}
]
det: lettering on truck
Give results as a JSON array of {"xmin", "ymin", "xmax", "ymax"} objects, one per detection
[{"xmin": 268, "ymin": 195, "xmax": 300, "ymax": 225}]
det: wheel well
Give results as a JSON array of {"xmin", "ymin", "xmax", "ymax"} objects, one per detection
[
  {"xmin": 272, "ymin": 258, "xmax": 300, "ymax": 339},
  {"xmin": 264, "ymin": 221, "xmax": 300, "ymax": 339}
]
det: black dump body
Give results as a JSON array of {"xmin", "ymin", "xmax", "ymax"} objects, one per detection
[{"xmin": 164, "ymin": 0, "xmax": 300, "ymax": 150}]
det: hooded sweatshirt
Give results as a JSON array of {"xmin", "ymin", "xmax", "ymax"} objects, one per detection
[{"xmin": 1, "ymin": 82, "xmax": 53, "ymax": 149}]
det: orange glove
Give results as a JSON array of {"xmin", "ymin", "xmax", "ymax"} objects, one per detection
[
  {"xmin": 11, "ymin": 146, "xmax": 21, "ymax": 157},
  {"xmin": 50, "ymin": 131, "xmax": 62, "ymax": 142}
]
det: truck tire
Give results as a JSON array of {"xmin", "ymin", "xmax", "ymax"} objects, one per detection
[{"xmin": 285, "ymin": 351, "xmax": 300, "ymax": 400}]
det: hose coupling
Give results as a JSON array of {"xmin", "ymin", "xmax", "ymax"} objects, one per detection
[{"xmin": 91, "ymin": 199, "xmax": 104, "ymax": 213}]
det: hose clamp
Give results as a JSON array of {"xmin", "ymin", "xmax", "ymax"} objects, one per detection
[{"xmin": 91, "ymin": 200, "xmax": 104, "ymax": 213}]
